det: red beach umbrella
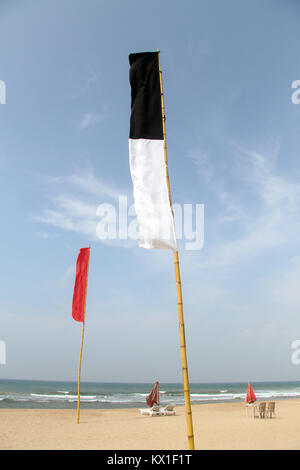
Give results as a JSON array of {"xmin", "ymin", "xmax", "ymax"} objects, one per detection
[
  {"xmin": 146, "ymin": 381, "xmax": 160, "ymax": 407},
  {"xmin": 246, "ymin": 383, "xmax": 257, "ymax": 404}
]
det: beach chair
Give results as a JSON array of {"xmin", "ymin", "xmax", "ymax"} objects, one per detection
[
  {"xmin": 162, "ymin": 404, "xmax": 176, "ymax": 416},
  {"xmin": 139, "ymin": 405, "xmax": 163, "ymax": 416},
  {"xmin": 266, "ymin": 401, "xmax": 276, "ymax": 418},
  {"xmin": 254, "ymin": 402, "xmax": 266, "ymax": 419}
]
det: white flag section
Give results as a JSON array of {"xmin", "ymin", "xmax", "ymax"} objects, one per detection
[{"xmin": 129, "ymin": 138, "xmax": 177, "ymax": 250}]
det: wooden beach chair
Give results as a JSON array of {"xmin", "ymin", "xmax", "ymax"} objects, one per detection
[
  {"xmin": 266, "ymin": 401, "xmax": 276, "ymax": 418},
  {"xmin": 254, "ymin": 402, "xmax": 266, "ymax": 418},
  {"xmin": 161, "ymin": 404, "xmax": 176, "ymax": 416}
]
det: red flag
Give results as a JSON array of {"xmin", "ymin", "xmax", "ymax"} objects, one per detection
[
  {"xmin": 146, "ymin": 381, "xmax": 160, "ymax": 407},
  {"xmin": 246, "ymin": 383, "xmax": 256, "ymax": 403},
  {"xmin": 72, "ymin": 247, "xmax": 90, "ymax": 322}
]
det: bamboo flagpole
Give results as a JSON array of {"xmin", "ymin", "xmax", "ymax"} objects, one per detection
[
  {"xmin": 72, "ymin": 246, "xmax": 91, "ymax": 424},
  {"xmin": 76, "ymin": 302, "xmax": 86, "ymax": 424},
  {"xmin": 128, "ymin": 51, "xmax": 195, "ymax": 449},
  {"xmin": 157, "ymin": 50, "xmax": 195, "ymax": 450}
]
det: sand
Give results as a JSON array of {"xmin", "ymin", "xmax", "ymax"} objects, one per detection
[{"xmin": 1, "ymin": 400, "xmax": 300, "ymax": 450}]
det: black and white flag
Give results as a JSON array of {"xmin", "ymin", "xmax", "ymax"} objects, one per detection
[{"xmin": 128, "ymin": 51, "xmax": 177, "ymax": 250}]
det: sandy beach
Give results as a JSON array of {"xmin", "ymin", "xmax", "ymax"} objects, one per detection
[{"xmin": 1, "ymin": 400, "xmax": 300, "ymax": 450}]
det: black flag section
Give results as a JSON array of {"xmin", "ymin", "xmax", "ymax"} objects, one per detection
[{"xmin": 129, "ymin": 52, "xmax": 163, "ymax": 140}]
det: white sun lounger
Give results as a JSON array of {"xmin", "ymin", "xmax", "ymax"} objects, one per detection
[{"xmin": 139, "ymin": 405, "xmax": 163, "ymax": 416}]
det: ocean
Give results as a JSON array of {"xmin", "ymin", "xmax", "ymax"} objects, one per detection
[{"xmin": 1, "ymin": 379, "xmax": 300, "ymax": 409}]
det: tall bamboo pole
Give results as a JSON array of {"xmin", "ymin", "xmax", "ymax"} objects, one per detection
[
  {"xmin": 76, "ymin": 246, "xmax": 91, "ymax": 424},
  {"xmin": 157, "ymin": 51, "xmax": 195, "ymax": 450}
]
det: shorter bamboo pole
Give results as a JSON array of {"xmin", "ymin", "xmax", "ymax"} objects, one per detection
[
  {"xmin": 76, "ymin": 247, "xmax": 90, "ymax": 424},
  {"xmin": 76, "ymin": 320, "xmax": 85, "ymax": 424},
  {"xmin": 157, "ymin": 50, "xmax": 195, "ymax": 450}
]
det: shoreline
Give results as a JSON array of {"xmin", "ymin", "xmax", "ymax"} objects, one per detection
[
  {"xmin": 1, "ymin": 399, "xmax": 300, "ymax": 450},
  {"xmin": 0, "ymin": 394, "xmax": 299, "ymax": 411},
  {"xmin": 2, "ymin": 379, "xmax": 300, "ymax": 410}
]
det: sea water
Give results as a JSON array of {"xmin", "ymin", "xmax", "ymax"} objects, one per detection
[{"xmin": 1, "ymin": 379, "xmax": 300, "ymax": 409}]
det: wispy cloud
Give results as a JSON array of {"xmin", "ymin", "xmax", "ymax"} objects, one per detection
[
  {"xmin": 59, "ymin": 264, "xmax": 76, "ymax": 286},
  {"xmin": 35, "ymin": 198, "xmax": 98, "ymax": 236},
  {"xmin": 35, "ymin": 231, "xmax": 60, "ymax": 239},
  {"xmin": 47, "ymin": 168, "xmax": 123, "ymax": 201},
  {"xmin": 79, "ymin": 112, "xmax": 101, "ymax": 129},
  {"xmin": 78, "ymin": 105, "xmax": 108, "ymax": 129},
  {"xmin": 34, "ymin": 168, "xmax": 131, "ymax": 244},
  {"xmin": 190, "ymin": 150, "xmax": 214, "ymax": 183},
  {"xmin": 191, "ymin": 141, "xmax": 300, "ymax": 271}
]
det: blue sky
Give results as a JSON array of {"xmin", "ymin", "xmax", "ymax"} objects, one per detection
[{"xmin": 1, "ymin": 0, "xmax": 300, "ymax": 383}]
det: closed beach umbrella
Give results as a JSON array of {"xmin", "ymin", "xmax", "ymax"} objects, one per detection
[
  {"xmin": 246, "ymin": 383, "xmax": 257, "ymax": 403},
  {"xmin": 146, "ymin": 381, "xmax": 160, "ymax": 407}
]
